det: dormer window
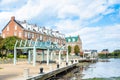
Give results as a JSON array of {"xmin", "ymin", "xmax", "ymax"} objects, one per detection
[
  {"xmin": 33, "ymin": 29, "xmax": 36, "ymax": 31},
  {"xmin": 68, "ymin": 39, "xmax": 71, "ymax": 42},
  {"xmin": 28, "ymin": 28, "xmax": 30, "ymax": 30},
  {"xmin": 73, "ymin": 38, "xmax": 75, "ymax": 42}
]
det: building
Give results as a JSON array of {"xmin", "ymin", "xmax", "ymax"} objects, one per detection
[
  {"xmin": 83, "ymin": 50, "xmax": 98, "ymax": 58},
  {"xmin": 65, "ymin": 35, "xmax": 82, "ymax": 55},
  {"xmin": 2, "ymin": 16, "xmax": 65, "ymax": 45},
  {"xmin": 101, "ymin": 49, "xmax": 109, "ymax": 54}
]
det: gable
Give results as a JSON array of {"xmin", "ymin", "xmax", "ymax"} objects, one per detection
[{"xmin": 2, "ymin": 20, "xmax": 24, "ymax": 32}]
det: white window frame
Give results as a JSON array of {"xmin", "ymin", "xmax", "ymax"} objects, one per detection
[
  {"xmin": 68, "ymin": 39, "xmax": 71, "ymax": 42},
  {"xmin": 19, "ymin": 32, "xmax": 22, "ymax": 37},
  {"xmin": 25, "ymin": 32, "xmax": 27, "ymax": 37},
  {"xmin": 40, "ymin": 35, "xmax": 43, "ymax": 40},
  {"xmin": 14, "ymin": 32, "xmax": 17, "ymax": 36},
  {"xmin": 15, "ymin": 25, "xmax": 17, "ymax": 30},
  {"xmin": 73, "ymin": 38, "xmax": 75, "ymax": 42},
  {"xmin": 32, "ymin": 33, "xmax": 34, "ymax": 38},
  {"xmin": 2, "ymin": 34, "xmax": 5, "ymax": 38},
  {"xmin": 7, "ymin": 26, "xmax": 9, "ymax": 31}
]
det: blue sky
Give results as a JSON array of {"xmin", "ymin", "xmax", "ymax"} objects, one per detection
[{"xmin": 0, "ymin": 0, "xmax": 120, "ymax": 52}]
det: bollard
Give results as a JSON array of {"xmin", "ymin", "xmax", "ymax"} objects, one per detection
[
  {"xmin": 66, "ymin": 62, "xmax": 68, "ymax": 66},
  {"xmin": 23, "ymin": 68, "xmax": 29, "ymax": 78},
  {"xmin": 57, "ymin": 64, "xmax": 59, "ymax": 68},
  {"xmin": 40, "ymin": 67, "xmax": 43, "ymax": 74},
  {"xmin": 71, "ymin": 60, "xmax": 73, "ymax": 64}
]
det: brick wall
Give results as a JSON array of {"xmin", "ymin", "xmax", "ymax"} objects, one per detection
[
  {"xmin": 2, "ymin": 16, "xmax": 24, "ymax": 39},
  {"xmin": 2, "ymin": 16, "xmax": 66, "ymax": 45}
]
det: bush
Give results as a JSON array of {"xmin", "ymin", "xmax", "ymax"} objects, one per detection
[
  {"xmin": 19, "ymin": 55, "xmax": 27, "ymax": 58},
  {"xmin": 98, "ymin": 54, "xmax": 108, "ymax": 58},
  {"xmin": 7, "ymin": 53, "xmax": 14, "ymax": 58}
]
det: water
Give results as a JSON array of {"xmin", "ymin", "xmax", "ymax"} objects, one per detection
[
  {"xmin": 56, "ymin": 58, "xmax": 120, "ymax": 80},
  {"xmin": 82, "ymin": 58, "xmax": 120, "ymax": 79}
]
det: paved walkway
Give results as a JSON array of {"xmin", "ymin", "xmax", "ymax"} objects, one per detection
[{"xmin": 0, "ymin": 61, "xmax": 60, "ymax": 80}]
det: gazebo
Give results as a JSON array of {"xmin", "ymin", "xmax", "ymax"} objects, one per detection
[{"xmin": 14, "ymin": 39, "xmax": 69, "ymax": 66}]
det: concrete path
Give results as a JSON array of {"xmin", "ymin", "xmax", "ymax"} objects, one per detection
[{"xmin": 0, "ymin": 61, "xmax": 59, "ymax": 80}]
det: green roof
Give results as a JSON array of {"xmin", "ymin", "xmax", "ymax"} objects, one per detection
[{"xmin": 65, "ymin": 36, "xmax": 79, "ymax": 42}]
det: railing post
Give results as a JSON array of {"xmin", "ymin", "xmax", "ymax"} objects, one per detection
[
  {"xmin": 59, "ymin": 50, "xmax": 61, "ymax": 65},
  {"xmin": 33, "ymin": 47, "xmax": 36, "ymax": 66},
  {"xmin": 14, "ymin": 40, "xmax": 18, "ymax": 65},
  {"xmin": 47, "ymin": 49, "xmax": 50, "ymax": 65},
  {"xmin": 23, "ymin": 68, "xmax": 29, "ymax": 78},
  {"xmin": 28, "ymin": 50, "xmax": 31, "ymax": 64}
]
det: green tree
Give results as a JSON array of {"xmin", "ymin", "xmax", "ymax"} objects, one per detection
[
  {"xmin": 2, "ymin": 36, "xmax": 21, "ymax": 58},
  {"xmin": 0, "ymin": 36, "xmax": 4, "ymax": 49},
  {"xmin": 68, "ymin": 45, "xmax": 71, "ymax": 54},
  {"xmin": 74, "ymin": 45, "xmax": 80, "ymax": 55},
  {"xmin": 3, "ymin": 36, "xmax": 20, "ymax": 50},
  {"xmin": 113, "ymin": 49, "xmax": 120, "ymax": 58},
  {"xmin": 0, "ymin": 36, "xmax": 4, "ymax": 57}
]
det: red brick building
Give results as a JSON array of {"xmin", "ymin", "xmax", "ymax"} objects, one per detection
[{"xmin": 2, "ymin": 16, "xmax": 65, "ymax": 45}]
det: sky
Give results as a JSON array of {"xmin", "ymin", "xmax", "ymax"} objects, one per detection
[{"xmin": 0, "ymin": 0, "xmax": 120, "ymax": 52}]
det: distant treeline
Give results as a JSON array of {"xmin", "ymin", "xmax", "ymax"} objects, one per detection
[{"xmin": 98, "ymin": 49, "xmax": 120, "ymax": 58}]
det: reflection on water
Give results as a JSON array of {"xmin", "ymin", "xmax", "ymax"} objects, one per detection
[
  {"xmin": 82, "ymin": 58, "xmax": 120, "ymax": 79},
  {"xmin": 57, "ymin": 59, "xmax": 120, "ymax": 80}
]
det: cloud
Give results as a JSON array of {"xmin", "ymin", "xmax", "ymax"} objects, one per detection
[
  {"xmin": 66, "ymin": 24, "xmax": 120, "ymax": 52},
  {"xmin": 0, "ymin": 0, "xmax": 120, "ymax": 52},
  {"xmin": 0, "ymin": 0, "xmax": 18, "ymax": 5}
]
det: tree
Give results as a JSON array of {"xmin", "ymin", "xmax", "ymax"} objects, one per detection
[
  {"xmin": 2, "ymin": 36, "xmax": 21, "ymax": 58},
  {"xmin": 74, "ymin": 45, "xmax": 80, "ymax": 55},
  {"xmin": 3, "ymin": 36, "xmax": 20, "ymax": 51},
  {"xmin": 0, "ymin": 36, "xmax": 4, "ymax": 49},
  {"xmin": 68, "ymin": 45, "xmax": 71, "ymax": 54},
  {"xmin": 0, "ymin": 36, "xmax": 4, "ymax": 57},
  {"xmin": 113, "ymin": 49, "xmax": 120, "ymax": 57}
]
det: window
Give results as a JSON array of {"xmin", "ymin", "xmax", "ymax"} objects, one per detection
[
  {"xmin": 25, "ymin": 32, "xmax": 27, "ymax": 37},
  {"xmin": 32, "ymin": 33, "xmax": 34, "ymax": 38},
  {"xmin": 68, "ymin": 39, "xmax": 71, "ymax": 42},
  {"xmin": 40, "ymin": 35, "xmax": 43, "ymax": 40},
  {"xmin": 56, "ymin": 39, "xmax": 58, "ymax": 42},
  {"xmin": 14, "ymin": 32, "xmax": 17, "ymax": 36},
  {"xmin": 2, "ymin": 34, "xmax": 5, "ymax": 38},
  {"xmin": 7, "ymin": 26, "xmax": 9, "ymax": 31},
  {"xmin": 28, "ymin": 32, "xmax": 31, "ymax": 38},
  {"xmin": 19, "ymin": 32, "xmax": 21, "ymax": 37},
  {"xmin": 15, "ymin": 25, "xmax": 17, "ymax": 30},
  {"xmin": 73, "ymin": 38, "xmax": 75, "ymax": 42}
]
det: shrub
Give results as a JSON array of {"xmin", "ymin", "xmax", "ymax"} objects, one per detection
[
  {"xmin": 7, "ymin": 53, "xmax": 14, "ymax": 58},
  {"xmin": 19, "ymin": 55, "xmax": 27, "ymax": 58}
]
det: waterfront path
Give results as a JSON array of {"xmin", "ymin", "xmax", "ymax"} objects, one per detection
[{"xmin": 0, "ymin": 61, "xmax": 62, "ymax": 80}]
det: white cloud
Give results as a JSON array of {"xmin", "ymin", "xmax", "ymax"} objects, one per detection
[
  {"xmin": 0, "ymin": 0, "xmax": 119, "ymax": 52},
  {"xmin": 0, "ymin": 0, "xmax": 18, "ymax": 5},
  {"xmin": 66, "ymin": 24, "xmax": 120, "ymax": 52}
]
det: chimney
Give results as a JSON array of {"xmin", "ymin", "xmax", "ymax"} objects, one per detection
[
  {"xmin": 56, "ymin": 31, "xmax": 59, "ymax": 33},
  {"xmin": 11, "ymin": 16, "xmax": 15, "ymax": 21},
  {"xmin": 24, "ymin": 20, "xmax": 26, "ymax": 23}
]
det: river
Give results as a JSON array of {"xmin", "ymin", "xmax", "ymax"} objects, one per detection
[
  {"xmin": 82, "ymin": 59, "xmax": 120, "ymax": 79},
  {"xmin": 58, "ymin": 58, "xmax": 120, "ymax": 80},
  {"xmin": 82, "ymin": 58, "xmax": 120, "ymax": 79}
]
